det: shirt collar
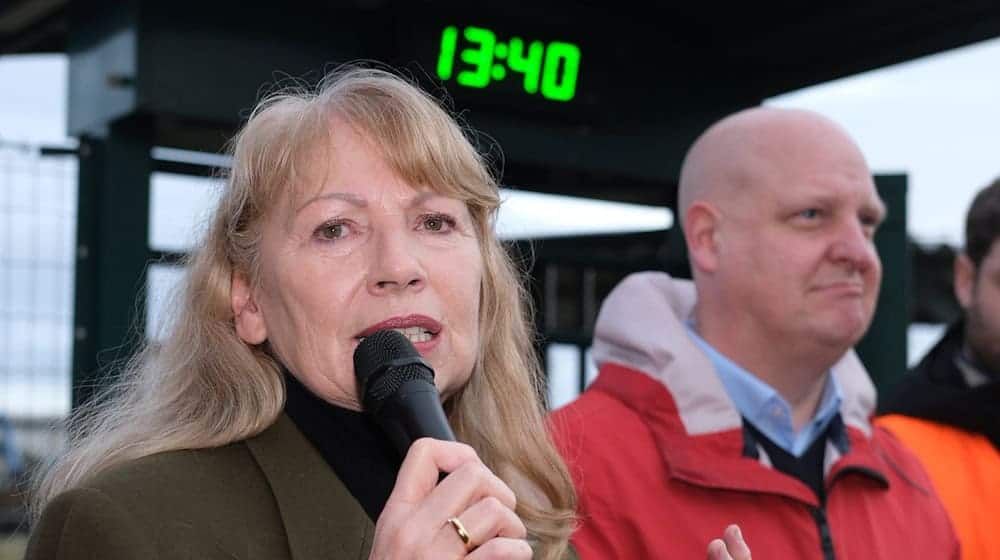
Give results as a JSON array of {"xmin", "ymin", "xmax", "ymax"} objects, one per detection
[{"xmin": 685, "ymin": 323, "xmax": 843, "ymax": 457}]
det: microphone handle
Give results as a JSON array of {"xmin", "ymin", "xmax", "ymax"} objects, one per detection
[{"xmin": 376, "ymin": 379, "xmax": 456, "ymax": 459}]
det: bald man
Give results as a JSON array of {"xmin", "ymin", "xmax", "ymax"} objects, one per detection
[{"xmin": 550, "ymin": 108, "xmax": 959, "ymax": 559}]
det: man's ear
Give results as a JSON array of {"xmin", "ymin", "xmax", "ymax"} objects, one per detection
[
  {"xmin": 953, "ymin": 252, "xmax": 975, "ymax": 310},
  {"xmin": 232, "ymin": 271, "xmax": 268, "ymax": 345},
  {"xmin": 684, "ymin": 201, "xmax": 721, "ymax": 274}
]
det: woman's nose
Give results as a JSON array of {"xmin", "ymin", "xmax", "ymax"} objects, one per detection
[{"xmin": 366, "ymin": 229, "xmax": 426, "ymax": 295}]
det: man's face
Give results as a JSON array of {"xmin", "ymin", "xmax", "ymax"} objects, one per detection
[
  {"xmin": 961, "ymin": 240, "xmax": 1000, "ymax": 374},
  {"xmin": 716, "ymin": 144, "xmax": 886, "ymax": 355}
]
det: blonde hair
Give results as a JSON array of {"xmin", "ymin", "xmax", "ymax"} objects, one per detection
[{"xmin": 31, "ymin": 66, "xmax": 576, "ymax": 558}]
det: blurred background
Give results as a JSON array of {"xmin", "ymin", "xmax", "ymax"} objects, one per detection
[{"xmin": 2, "ymin": 1, "xmax": 999, "ymax": 555}]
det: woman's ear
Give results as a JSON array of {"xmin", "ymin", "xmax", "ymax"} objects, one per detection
[
  {"xmin": 953, "ymin": 252, "xmax": 976, "ymax": 310},
  {"xmin": 232, "ymin": 271, "xmax": 268, "ymax": 345},
  {"xmin": 684, "ymin": 201, "xmax": 721, "ymax": 274}
]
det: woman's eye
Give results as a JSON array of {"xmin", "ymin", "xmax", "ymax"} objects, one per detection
[
  {"xmin": 800, "ymin": 208, "xmax": 821, "ymax": 219},
  {"xmin": 421, "ymin": 214, "xmax": 455, "ymax": 232},
  {"xmin": 316, "ymin": 222, "xmax": 347, "ymax": 241}
]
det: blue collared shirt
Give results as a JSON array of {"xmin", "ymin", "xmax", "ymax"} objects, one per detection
[{"xmin": 686, "ymin": 325, "xmax": 843, "ymax": 458}]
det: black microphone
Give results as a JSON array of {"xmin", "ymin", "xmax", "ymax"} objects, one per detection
[{"xmin": 353, "ymin": 329, "xmax": 456, "ymax": 459}]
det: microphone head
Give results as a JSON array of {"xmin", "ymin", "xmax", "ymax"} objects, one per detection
[{"xmin": 353, "ymin": 329, "xmax": 436, "ymax": 412}]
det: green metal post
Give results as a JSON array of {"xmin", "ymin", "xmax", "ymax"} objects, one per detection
[
  {"xmin": 71, "ymin": 117, "xmax": 153, "ymax": 409},
  {"xmin": 855, "ymin": 174, "xmax": 909, "ymax": 395}
]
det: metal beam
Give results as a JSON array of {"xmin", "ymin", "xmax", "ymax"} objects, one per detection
[{"xmin": 72, "ymin": 116, "xmax": 152, "ymax": 408}]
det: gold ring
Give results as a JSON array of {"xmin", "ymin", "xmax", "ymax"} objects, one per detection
[{"xmin": 446, "ymin": 516, "xmax": 473, "ymax": 551}]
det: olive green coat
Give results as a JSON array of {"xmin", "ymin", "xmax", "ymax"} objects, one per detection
[
  {"xmin": 26, "ymin": 414, "xmax": 377, "ymax": 559},
  {"xmin": 27, "ymin": 414, "xmax": 575, "ymax": 559}
]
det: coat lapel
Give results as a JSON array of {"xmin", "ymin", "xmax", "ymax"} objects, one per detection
[{"xmin": 246, "ymin": 413, "xmax": 375, "ymax": 560}]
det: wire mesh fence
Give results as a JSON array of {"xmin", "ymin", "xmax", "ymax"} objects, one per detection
[{"xmin": 0, "ymin": 140, "xmax": 77, "ymax": 535}]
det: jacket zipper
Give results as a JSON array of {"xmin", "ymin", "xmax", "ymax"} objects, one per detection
[{"xmin": 810, "ymin": 505, "xmax": 836, "ymax": 560}]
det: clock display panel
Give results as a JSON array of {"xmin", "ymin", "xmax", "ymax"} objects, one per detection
[{"xmin": 436, "ymin": 25, "xmax": 581, "ymax": 102}]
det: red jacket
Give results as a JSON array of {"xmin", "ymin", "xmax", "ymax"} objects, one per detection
[{"xmin": 550, "ymin": 272, "xmax": 959, "ymax": 559}]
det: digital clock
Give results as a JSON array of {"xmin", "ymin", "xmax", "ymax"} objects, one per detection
[{"xmin": 436, "ymin": 25, "xmax": 581, "ymax": 102}]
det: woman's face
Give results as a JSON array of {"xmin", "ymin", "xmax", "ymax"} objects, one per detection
[{"xmin": 231, "ymin": 121, "xmax": 484, "ymax": 410}]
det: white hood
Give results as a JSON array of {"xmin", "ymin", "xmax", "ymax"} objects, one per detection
[{"xmin": 589, "ymin": 272, "xmax": 877, "ymax": 436}]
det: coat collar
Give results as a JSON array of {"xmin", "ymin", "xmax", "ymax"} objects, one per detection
[
  {"xmin": 587, "ymin": 271, "xmax": 890, "ymax": 505},
  {"xmin": 879, "ymin": 320, "xmax": 1000, "ymax": 449},
  {"xmin": 590, "ymin": 272, "xmax": 877, "ymax": 438},
  {"xmin": 245, "ymin": 413, "xmax": 375, "ymax": 560},
  {"xmin": 591, "ymin": 364, "xmax": 891, "ymax": 508}
]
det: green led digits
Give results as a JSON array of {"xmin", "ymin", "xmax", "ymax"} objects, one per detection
[
  {"xmin": 458, "ymin": 26, "xmax": 496, "ymax": 88},
  {"xmin": 437, "ymin": 26, "xmax": 458, "ymax": 80},
  {"xmin": 507, "ymin": 37, "xmax": 543, "ymax": 94},
  {"xmin": 541, "ymin": 42, "xmax": 580, "ymax": 102},
  {"xmin": 435, "ymin": 25, "xmax": 581, "ymax": 102}
]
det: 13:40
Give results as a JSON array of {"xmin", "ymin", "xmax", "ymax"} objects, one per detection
[{"xmin": 436, "ymin": 25, "xmax": 581, "ymax": 102}]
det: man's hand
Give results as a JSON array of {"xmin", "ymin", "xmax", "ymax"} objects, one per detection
[{"xmin": 707, "ymin": 525, "xmax": 751, "ymax": 560}]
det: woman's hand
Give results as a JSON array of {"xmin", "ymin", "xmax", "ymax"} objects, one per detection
[
  {"xmin": 707, "ymin": 524, "xmax": 751, "ymax": 560},
  {"xmin": 369, "ymin": 438, "xmax": 531, "ymax": 559}
]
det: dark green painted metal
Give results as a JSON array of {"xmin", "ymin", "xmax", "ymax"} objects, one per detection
[
  {"xmin": 856, "ymin": 174, "xmax": 909, "ymax": 396},
  {"xmin": 71, "ymin": 117, "xmax": 153, "ymax": 409}
]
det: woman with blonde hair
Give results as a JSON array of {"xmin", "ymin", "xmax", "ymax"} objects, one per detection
[
  {"xmin": 26, "ymin": 65, "xmax": 577, "ymax": 559},
  {"xmin": 26, "ymin": 64, "xmax": 751, "ymax": 560}
]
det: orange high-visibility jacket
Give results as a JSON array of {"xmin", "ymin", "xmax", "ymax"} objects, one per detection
[
  {"xmin": 878, "ymin": 321, "xmax": 1000, "ymax": 560},
  {"xmin": 878, "ymin": 415, "xmax": 998, "ymax": 560}
]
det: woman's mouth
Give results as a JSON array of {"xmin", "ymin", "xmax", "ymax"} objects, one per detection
[
  {"xmin": 362, "ymin": 326, "xmax": 433, "ymax": 344},
  {"xmin": 356, "ymin": 315, "xmax": 442, "ymax": 347}
]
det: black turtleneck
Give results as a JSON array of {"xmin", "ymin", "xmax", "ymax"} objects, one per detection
[{"xmin": 283, "ymin": 371, "xmax": 402, "ymax": 521}]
